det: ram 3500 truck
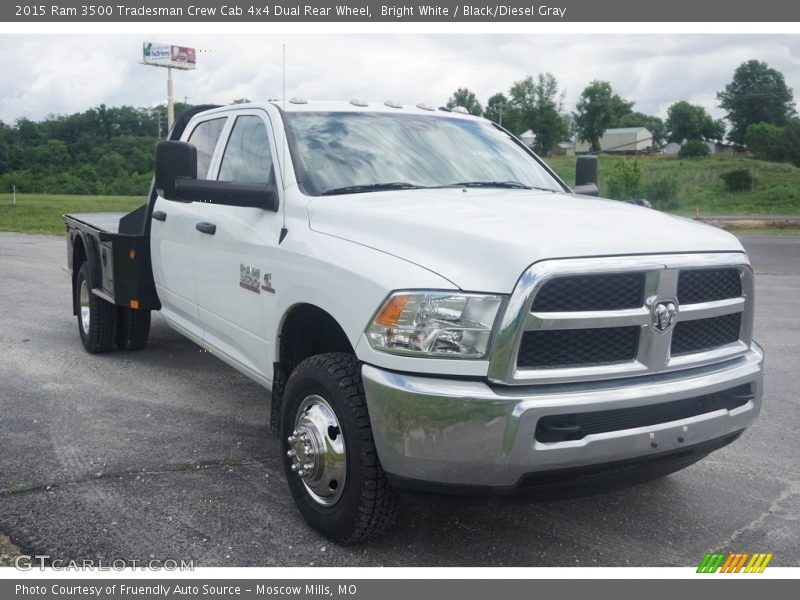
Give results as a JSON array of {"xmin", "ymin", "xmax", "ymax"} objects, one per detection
[{"xmin": 63, "ymin": 101, "xmax": 763, "ymax": 544}]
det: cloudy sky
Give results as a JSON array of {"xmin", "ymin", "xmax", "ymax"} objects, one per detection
[{"xmin": 1, "ymin": 34, "xmax": 799, "ymax": 124}]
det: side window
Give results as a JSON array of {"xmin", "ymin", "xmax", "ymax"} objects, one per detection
[
  {"xmin": 187, "ymin": 117, "xmax": 226, "ymax": 178},
  {"xmin": 218, "ymin": 115, "xmax": 275, "ymax": 184}
]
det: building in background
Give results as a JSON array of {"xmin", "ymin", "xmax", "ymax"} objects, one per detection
[
  {"xmin": 518, "ymin": 129, "xmax": 536, "ymax": 148},
  {"xmin": 576, "ymin": 127, "xmax": 653, "ymax": 154},
  {"xmin": 662, "ymin": 139, "xmax": 744, "ymax": 156}
]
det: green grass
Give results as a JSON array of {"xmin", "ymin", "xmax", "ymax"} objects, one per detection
[
  {"xmin": 544, "ymin": 154, "xmax": 800, "ymax": 216},
  {"xmin": 0, "ymin": 194, "xmax": 145, "ymax": 235},
  {"xmin": 2, "ymin": 157, "xmax": 800, "ymax": 236},
  {"xmin": 731, "ymin": 227, "xmax": 800, "ymax": 236}
]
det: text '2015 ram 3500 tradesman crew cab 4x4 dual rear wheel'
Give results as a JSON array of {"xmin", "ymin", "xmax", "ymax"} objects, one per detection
[{"xmin": 63, "ymin": 101, "xmax": 764, "ymax": 544}]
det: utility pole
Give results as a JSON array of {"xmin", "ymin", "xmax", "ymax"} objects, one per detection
[{"xmin": 167, "ymin": 67, "xmax": 174, "ymax": 130}]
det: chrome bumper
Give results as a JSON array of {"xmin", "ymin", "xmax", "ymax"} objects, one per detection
[{"xmin": 362, "ymin": 344, "xmax": 763, "ymax": 489}]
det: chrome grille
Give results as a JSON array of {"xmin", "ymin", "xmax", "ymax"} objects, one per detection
[{"xmin": 488, "ymin": 253, "xmax": 754, "ymax": 385}]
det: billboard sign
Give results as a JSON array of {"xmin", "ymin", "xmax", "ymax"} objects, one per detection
[{"xmin": 143, "ymin": 42, "xmax": 196, "ymax": 69}]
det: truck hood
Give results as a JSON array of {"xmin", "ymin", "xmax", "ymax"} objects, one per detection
[{"xmin": 307, "ymin": 188, "xmax": 745, "ymax": 292}]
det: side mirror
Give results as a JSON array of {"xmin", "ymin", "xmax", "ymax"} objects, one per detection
[
  {"xmin": 155, "ymin": 141, "xmax": 197, "ymax": 200},
  {"xmin": 573, "ymin": 155, "xmax": 599, "ymax": 197},
  {"xmin": 154, "ymin": 140, "xmax": 279, "ymax": 211}
]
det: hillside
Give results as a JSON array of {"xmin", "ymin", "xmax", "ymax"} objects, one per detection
[{"xmin": 544, "ymin": 155, "xmax": 800, "ymax": 215}]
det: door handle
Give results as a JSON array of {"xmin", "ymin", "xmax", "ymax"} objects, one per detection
[
  {"xmin": 151, "ymin": 211, "xmax": 167, "ymax": 222},
  {"xmin": 196, "ymin": 222, "xmax": 217, "ymax": 235}
]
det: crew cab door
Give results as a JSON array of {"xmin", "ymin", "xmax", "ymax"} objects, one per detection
[
  {"xmin": 150, "ymin": 115, "xmax": 227, "ymax": 339},
  {"xmin": 193, "ymin": 110, "xmax": 282, "ymax": 379}
]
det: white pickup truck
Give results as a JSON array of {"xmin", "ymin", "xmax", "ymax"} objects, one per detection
[{"xmin": 63, "ymin": 101, "xmax": 764, "ymax": 544}]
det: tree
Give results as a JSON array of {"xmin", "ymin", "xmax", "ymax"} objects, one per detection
[
  {"xmin": 446, "ymin": 87, "xmax": 483, "ymax": 116},
  {"xmin": 613, "ymin": 112, "xmax": 666, "ymax": 149},
  {"xmin": 484, "ymin": 93, "xmax": 508, "ymax": 125},
  {"xmin": 507, "ymin": 73, "xmax": 568, "ymax": 155},
  {"xmin": 665, "ymin": 101, "xmax": 725, "ymax": 143},
  {"xmin": 746, "ymin": 122, "xmax": 785, "ymax": 162},
  {"xmin": 718, "ymin": 59, "xmax": 796, "ymax": 145},
  {"xmin": 605, "ymin": 160, "xmax": 643, "ymax": 199},
  {"xmin": 573, "ymin": 81, "xmax": 633, "ymax": 152}
]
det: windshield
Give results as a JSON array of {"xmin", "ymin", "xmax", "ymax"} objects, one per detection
[{"xmin": 282, "ymin": 111, "xmax": 565, "ymax": 196}]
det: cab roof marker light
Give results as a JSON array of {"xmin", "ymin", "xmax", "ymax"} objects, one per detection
[
  {"xmin": 451, "ymin": 106, "xmax": 470, "ymax": 114},
  {"xmin": 289, "ymin": 97, "xmax": 307, "ymax": 104},
  {"xmin": 384, "ymin": 100, "xmax": 403, "ymax": 109},
  {"xmin": 350, "ymin": 98, "xmax": 369, "ymax": 107},
  {"xmin": 416, "ymin": 103, "xmax": 436, "ymax": 111}
]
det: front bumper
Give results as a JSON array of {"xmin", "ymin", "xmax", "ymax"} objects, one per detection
[{"xmin": 362, "ymin": 344, "xmax": 763, "ymax": 494}]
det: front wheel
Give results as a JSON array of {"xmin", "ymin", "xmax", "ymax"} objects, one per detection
[{"xmin": 280, "ymin": 353, "xmax": 399, "ymax": 544}]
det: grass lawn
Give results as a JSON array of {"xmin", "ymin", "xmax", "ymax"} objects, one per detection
[
  {"xmin": 545, "ymin": 154, "xmax": 800, "ymax": 216},
  {"xmin": 0, "ymin": 194, "xmax": 145, "ymax": 235}
]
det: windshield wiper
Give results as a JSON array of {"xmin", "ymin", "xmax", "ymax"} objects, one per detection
[
  {"xmin": 441, "ymin": 181, "xmax": 558, "ymax": 192},
  {"xmin": 321, "ymin": 182, "xmax": 428, "ymax": 196}
]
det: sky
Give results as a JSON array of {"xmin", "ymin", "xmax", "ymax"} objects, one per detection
[{"xmin": 1, "ymin": 34, "xmax": 799, "ymax": 125}]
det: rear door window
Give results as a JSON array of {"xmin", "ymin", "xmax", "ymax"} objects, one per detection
[{"xmin": 187, "ymin": 117, "xmax": 226, "ymax": 178}]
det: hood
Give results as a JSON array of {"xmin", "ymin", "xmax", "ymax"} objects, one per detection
[{"xmin": 307, "ymin": 188, "xmax": 745, "ymax": 292}]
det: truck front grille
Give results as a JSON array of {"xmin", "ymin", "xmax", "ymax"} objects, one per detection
[
  {"xmin": 677, "ymin": 268, "xmax": 742, "ymax": 304},
  {"xmin": 671, "ymin": 313, "xmax": 742, "ymax": 356},
  {"xmin": 517, "ymin": 327, "xmax": 640, "ymax": 369},
  {"xmin": 531, "ymin": 273, "xmax": 645, "ymax": 312},
  {"xmin": 489, "ymin": 254, "xmax": 754, "ymax": 385}
]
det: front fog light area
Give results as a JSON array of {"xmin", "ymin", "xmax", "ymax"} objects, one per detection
[{"xmin": 367, "ymin": 292, "xmax": 503, "ymax": 358}]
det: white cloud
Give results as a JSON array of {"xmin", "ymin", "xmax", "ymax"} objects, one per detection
[{"xmin": 0, "ymin": 34, "xmax": 798, "ymax": 123}]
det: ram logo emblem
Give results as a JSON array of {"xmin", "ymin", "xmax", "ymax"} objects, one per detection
[
  {"xmin": 239, "ymin": 264, "xmax": 261, "ymax": 293},
  {"xmin": 651, "ymin": 300, "xmax": 678, "ymax": 333}
]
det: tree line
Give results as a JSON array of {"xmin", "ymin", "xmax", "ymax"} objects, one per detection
[
  {"xmin": 446, "ymin": 59, "xmax": 798, "ymax": 161},
  {"xmin": 0, "ymin": 59, "xmax": 797, "ymax": 197},
  {"xmin": 0, "ymin": 102, "xmax": 191, "ymax": 196}
]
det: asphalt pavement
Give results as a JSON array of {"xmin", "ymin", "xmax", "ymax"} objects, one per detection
[{"xmin": 0, "ymin": 233, "xmax": 798, "ymax": 567}]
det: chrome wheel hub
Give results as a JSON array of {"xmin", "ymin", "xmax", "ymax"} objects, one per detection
[
  {"xmin": 79, "ymin": 279, "xmax": 90, "ymax": 335},
  {"xmin": 287, "ymin": 394, "xmax": 346, "ymax": 506}
]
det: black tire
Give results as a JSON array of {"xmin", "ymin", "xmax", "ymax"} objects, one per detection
[
  {"xmin": 75, "ymin": 261, "xmax": 117, "ymax": 354},
  {"xmin": 281, "ymin": 353, "xmax": 399, "ymax": 544},
  {"xmin": 116, "ymin": 307, "xmax": 151, "ymax": 351}
]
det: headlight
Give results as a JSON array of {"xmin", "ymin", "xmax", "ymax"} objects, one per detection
[{"xmin": 366, "ymin": 291, "xmax": 504, "ymax": 358}]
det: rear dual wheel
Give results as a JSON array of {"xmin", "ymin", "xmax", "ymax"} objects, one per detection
[
  {"xmin": 76, "ymin": 262, "xmax": 117, "ymax": 354},
  {"xmin": 75, "ymin": 261, "xmax": 150, "ymax": 353}
]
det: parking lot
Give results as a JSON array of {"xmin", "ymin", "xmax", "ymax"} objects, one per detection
[{"xmin": 0, "ymin": 232, "xmax": 798, "ymax": 567}]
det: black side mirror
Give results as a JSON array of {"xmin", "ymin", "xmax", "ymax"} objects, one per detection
[
  {"xmin": 573, "ymin": 155, "xmax": 599, "ymax": 197},
  {"xmin": 155, "ymin": 140, "xmax": 278, "ymax": 211},
  {"xmin": 155, "ymin": 141, "xmax": 197, "ymax": 200}
]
